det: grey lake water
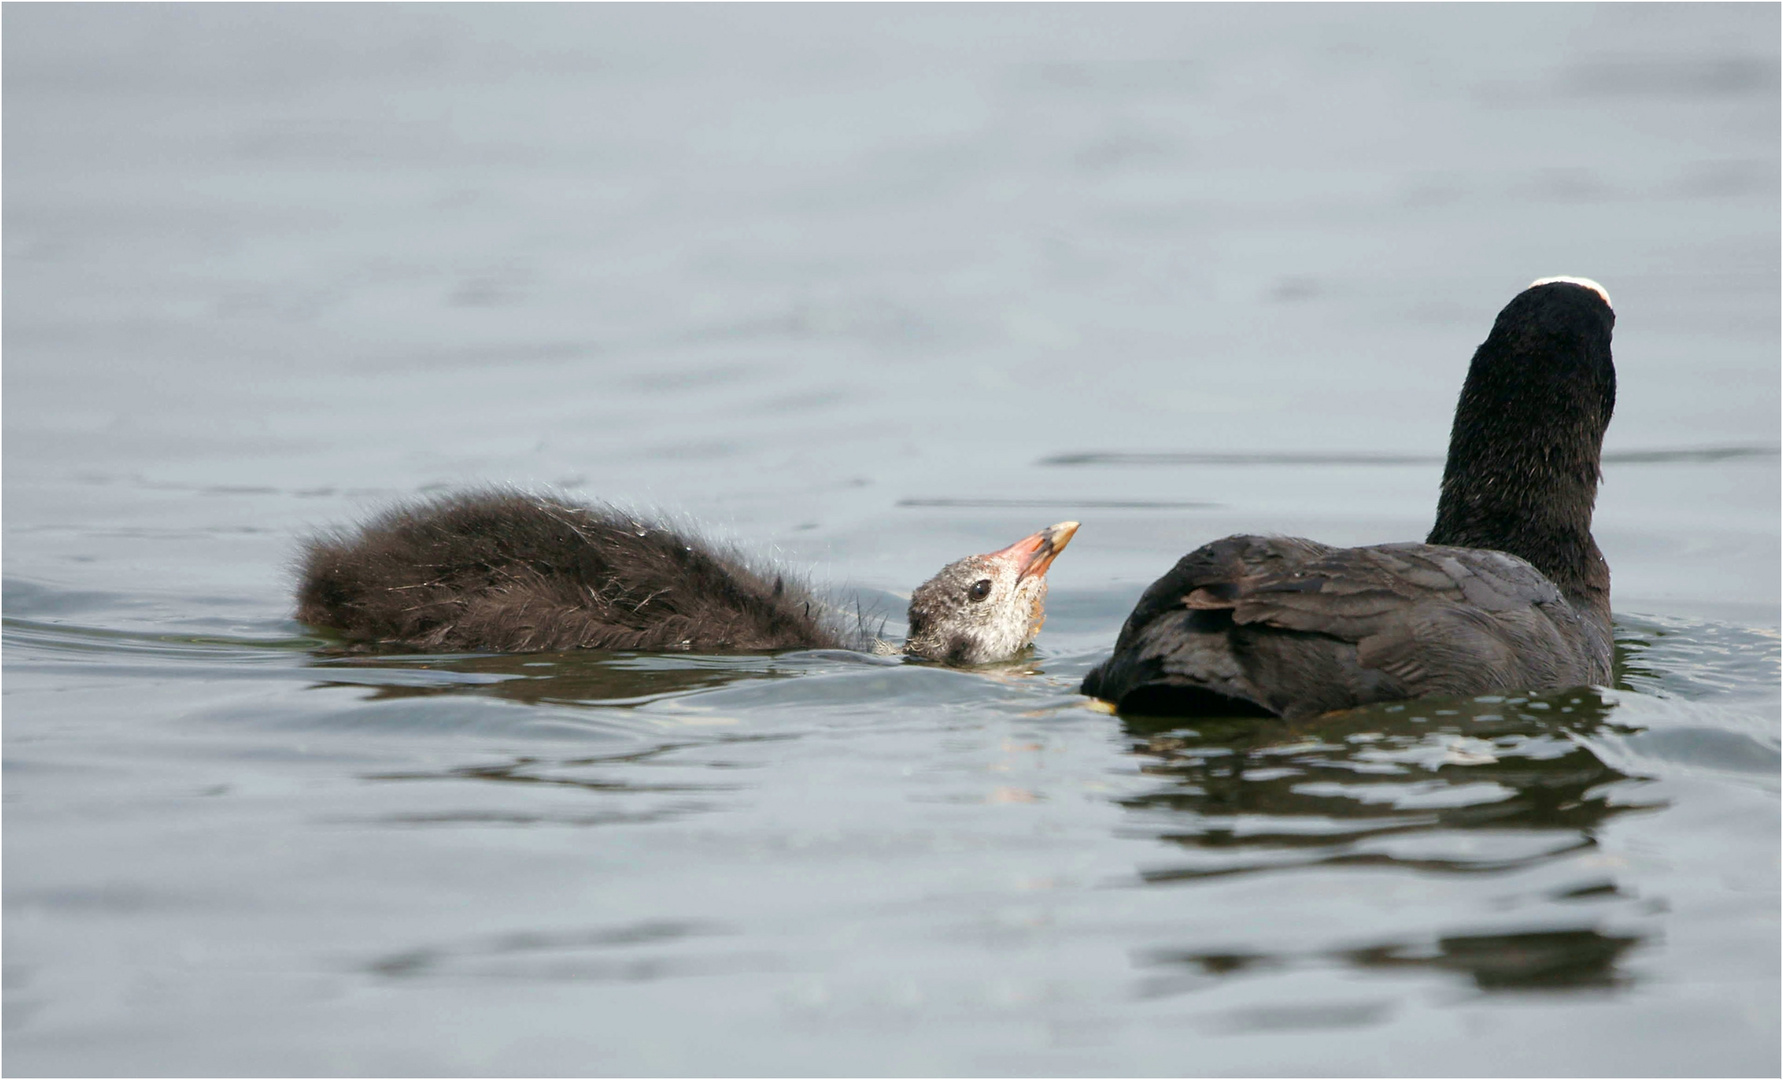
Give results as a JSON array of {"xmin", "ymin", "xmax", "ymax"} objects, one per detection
[{"xmin": 4, "ymin": 5, "xmax": 1779, "ymax": 1076}]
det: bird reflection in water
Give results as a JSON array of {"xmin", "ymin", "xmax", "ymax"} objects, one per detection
[
  {"xmin": 1341, "ymin": 927, "xmax": 1643, "ymax": 991},
  {"xmin": 1118, "ymin": 685, "xmax": 1662, "ymax": 996},
  {"xmin": 1121, "ymin": 687, "xmax": 1659, "ymax": 865},
  {"xmin": 305, "ymin": 647, "xmax": 806, "ymax": 707}
]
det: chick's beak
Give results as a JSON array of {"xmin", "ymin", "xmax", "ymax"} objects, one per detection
[{"xmin": 986, "ymin": 521, "xmax": 1080, "ymax": 583}]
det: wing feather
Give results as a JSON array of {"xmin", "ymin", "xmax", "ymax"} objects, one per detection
[{"xmin": 1081, "ymin": 534, "xmax": 1605, "ymax": 717}]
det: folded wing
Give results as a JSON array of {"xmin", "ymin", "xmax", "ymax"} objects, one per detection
[{"xmin": 1081, "ymin": 535, "xmax": 1605, "ymax": 719}]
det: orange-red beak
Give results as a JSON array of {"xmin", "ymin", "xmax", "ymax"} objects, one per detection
[{"xmin": 985, "ymin": 521, "xmax": 1080, "ymax": 583}]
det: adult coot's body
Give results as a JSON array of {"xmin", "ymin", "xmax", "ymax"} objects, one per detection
[
  {"xmin": 298, "ymin": 489, "xmax": 1077, "ymax": 665},
  {"xmin": 1081, "ymin": 278, "xmax": 1617, "ymax": 719}
]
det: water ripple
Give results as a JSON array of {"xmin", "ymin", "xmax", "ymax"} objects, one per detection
[{"xmin": 1039, "ymin": 445, "xmax": 1779, "ymax": 468}]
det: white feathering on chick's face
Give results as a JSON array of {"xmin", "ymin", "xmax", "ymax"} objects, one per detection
[{"xmin": 904, "ymin": 521, "xmax": 1079, "ymax": 665}]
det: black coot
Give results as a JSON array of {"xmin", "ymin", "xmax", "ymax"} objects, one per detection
[
  {"xmin": 1081, "ymin": 278, "xmax": 1617, "ymax": 718},
  {"xmin": 297, "ymin": 489, "xmax": 1077, "ymax": 665}
]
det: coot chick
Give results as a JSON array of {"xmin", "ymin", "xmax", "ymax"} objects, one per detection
[
  {"xmin": 1081, "ymin": 278, "xmax": 1617, "ymax": 719},
  {"xmin": 297, "ymin": 489, "xmax": 1078, "ymax": 665}
]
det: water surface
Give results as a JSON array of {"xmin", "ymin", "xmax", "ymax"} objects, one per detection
[{"xmin": 5, "ymin": 6, "xmax": 1779, "ymax": 1075}]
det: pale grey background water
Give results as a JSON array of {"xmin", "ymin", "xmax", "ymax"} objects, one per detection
[{"xmin": 4, "ymin": 5, "xmax": 1779, "ymax": 1076}]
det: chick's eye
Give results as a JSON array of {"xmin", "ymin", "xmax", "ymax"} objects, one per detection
[{"xmin": 967, "ymin": 579, "xmax": 993, "ymax": 602}]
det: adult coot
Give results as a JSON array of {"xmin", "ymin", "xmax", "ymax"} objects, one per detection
[
  {"xmin": 298, "ymin": 489, "xmax": 1078, "ymax": 665},
  {"xmin": 1081, "ymin": 277, "xmax": 1616, "ymax": 718}
]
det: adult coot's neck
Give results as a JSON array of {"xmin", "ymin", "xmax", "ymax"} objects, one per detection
[{"xmin": 1426, "ymin": 279, "xmax": 1617, "ymax": 625}]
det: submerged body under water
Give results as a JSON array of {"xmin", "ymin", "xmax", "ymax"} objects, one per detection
[{"xmin": 5, "ymin": 4, "xmax": 1779, "ymax": 1075}]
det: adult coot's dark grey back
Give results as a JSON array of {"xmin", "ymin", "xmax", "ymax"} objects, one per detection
[
  {"xmin": 1081, "ymin": 278, "xmax": 1616, "ymax": 719},
  {"xmin": 297, "ymin": 489, "xmax": 1077, "ymax": 665}
]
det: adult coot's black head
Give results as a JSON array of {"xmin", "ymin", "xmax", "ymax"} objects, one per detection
[
  {"xmin": 1427, "ymin": 276, "xmax": 1616, "ymax": 623},
  {"xmin": 905, "ymin": 521, "xmax": 1079, "ymax": 665}
]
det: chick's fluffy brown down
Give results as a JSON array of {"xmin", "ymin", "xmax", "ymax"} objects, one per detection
[{"xmin": 296, "ymin": 491, "xmax": 841, "ymax": 653}]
